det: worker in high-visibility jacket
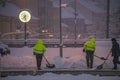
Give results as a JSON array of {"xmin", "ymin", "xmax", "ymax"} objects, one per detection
[
  {"xmin": 33, "ymin": 39, "xmax": 46, "ymax": 70},
  {"xmin": 83, "ymin": 37, "xmax": 96, "ymax": 69}
]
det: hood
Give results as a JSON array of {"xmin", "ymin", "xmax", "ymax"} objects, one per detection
[
  {"xmin": 90, "ymin": 37, "xmax": 95, "ymax": 43},
  {"xmin": 37, "ymin": 39, "xmax": 43, "ymax": 44}
]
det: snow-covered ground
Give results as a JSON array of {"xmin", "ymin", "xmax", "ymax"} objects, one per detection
[
  {"xmin": 1, "ymin": 73, "xmax": 120, "ymax": 80},
  {"xmin": 0, "ymin": 40, "xmax": 120, "ymax": 80},
  {"xmin": 1, "ymin": 40, "xmax": 120, "ymax": 70}
]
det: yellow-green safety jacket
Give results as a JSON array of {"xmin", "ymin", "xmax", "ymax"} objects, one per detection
[
  {"xmin": 83, "ymin": 37, "xmax": 96, "ymax": 51},
  {"xmin": 33, "ymin": 39, "xmax": 46, "ymax": 54}
]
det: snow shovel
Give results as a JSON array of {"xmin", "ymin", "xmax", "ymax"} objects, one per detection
[
  {"xmin": 43, "ymin": 55, "xmax": 55, "ymax": 68},
  {"xmin": 94, "ymin": 55, "xmax": 107, "ymax": 60},
  {"xmin": 96, "ymin": 51, "xmax": 111, "ymax": 70}
]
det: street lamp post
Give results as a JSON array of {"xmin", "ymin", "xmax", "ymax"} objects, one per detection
[
  {"xmin": 106, "ymin": 0, "xmax": 110, "ymax": 38},
  {"xmin": 19, "ymin": 10, "xmax": 31, "ymax": 46},
  {"xmin": 74, "ymin": 0, "xmax": 77, "ymax": 46},
  {"xmin": 59, "ymin": 0, "xmax": 63, "ymax": 58},
  {"xmin": 24, "ymin": 23, "xmax": 27, "ymax": 45}
]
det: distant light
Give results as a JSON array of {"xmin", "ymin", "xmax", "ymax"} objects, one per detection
[
  {"xmin": 42, "ymin": 29, "xmax": 48, "ymax": 33},
  {"xmin": 61, "ymin": 3, "xmax": 67, "ymax": 8},
  {"xmin": 78, "ymin": 34, "xmax": 81, "ymax": 39},
  {"xmin": 49, "ymin": 34, "xmax": 54, "ymax": 37},
  {"xmin": 42, "ymin": 30, "xmax": 45, "ymax": 33}
]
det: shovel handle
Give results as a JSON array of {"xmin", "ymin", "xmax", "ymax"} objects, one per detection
[
  {"xmin": 94, "ymin": 55, "xmax": 106, "ymax": 60},
  {"xmin": 43, "ymin": 55, "xmax": 50, "ymax": 65}
]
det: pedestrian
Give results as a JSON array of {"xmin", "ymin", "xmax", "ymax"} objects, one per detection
[
  {"xmin": 111, "ymin": 38, "xmax": 120, "ymax": 70},
  {"xmin": 33, "ymin": 39, "xmax": 46, "ymax": 70},
  {"xmin": 83, "ymin": 37, "xmax": 96, "ymax": 69}
]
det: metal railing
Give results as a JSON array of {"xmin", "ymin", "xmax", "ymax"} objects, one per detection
[{"xmin": 0, "ymin": 39, "xmax": 85, "ymax": 47}]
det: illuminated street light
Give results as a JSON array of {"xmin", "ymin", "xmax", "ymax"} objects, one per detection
[
  {"xmin": 19, "ymin": 10, "xmax": 31, "ymax": 46},
  {"xmin": 19, "ymin": 10, "xmax": 31, "ymax": 23}
]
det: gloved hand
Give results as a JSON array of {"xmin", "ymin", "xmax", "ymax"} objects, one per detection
[{"xmin": 83, "ymin": 49, "xmax": 85, "ymax": 52}]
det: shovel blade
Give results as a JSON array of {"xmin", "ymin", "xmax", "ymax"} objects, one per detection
[
  {"xmin": 100, "ymin": 57, "xmax": 107, "ymax": 60},
  {"xmin": 46, "ymin": 64, "xmax": 55, "ymax": 68},
  {"xmin": 96, "ymin": 64, "xmax": 103, "ymax": 70}
]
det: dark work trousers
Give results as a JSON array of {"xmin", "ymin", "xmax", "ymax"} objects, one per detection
[
  {"xmin": 113, "ymin": 56, "xmax": 120, "ymax": 69},
  {"xmin": 35, "ymin": 54, "xmax": 43, "ymax": 69},
  {"xmin": 86, "ymin": 50, "xmax": 94, "ymax": 68}
]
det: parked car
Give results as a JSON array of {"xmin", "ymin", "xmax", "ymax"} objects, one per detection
[{"xmin": 0, "ymin": 42, "xmax": 10, "ymax": 56}]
